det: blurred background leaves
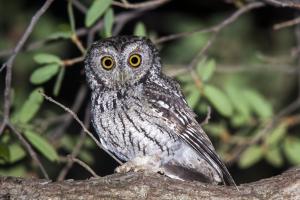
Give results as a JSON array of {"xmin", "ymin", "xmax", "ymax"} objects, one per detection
[{"xmin": 0, "ymin": 0, "xmax": 300, "ymax": 184}]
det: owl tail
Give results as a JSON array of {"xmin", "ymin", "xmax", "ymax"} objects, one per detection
[{"xmin": 163, "ymin": 163, "xmax": 239, "ymax": 191}]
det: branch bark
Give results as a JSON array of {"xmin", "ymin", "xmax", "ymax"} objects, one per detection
[{"xmin": 0, "ymin": 168, "xmax": 299, "ymax": 199}]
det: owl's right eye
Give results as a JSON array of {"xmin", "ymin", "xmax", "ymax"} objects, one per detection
[{"xmin": 101, "ymin": 56, "xmax": 115, "ymax": 70}]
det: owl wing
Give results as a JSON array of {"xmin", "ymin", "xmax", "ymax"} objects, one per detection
[{"xmin": 144, "ymin": 75, "xmax": 236, "ymax": 186}]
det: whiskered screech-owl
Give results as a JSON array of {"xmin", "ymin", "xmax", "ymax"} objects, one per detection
[{"xmin": 84, "ymin": 35, "xmax": 236, "ymax": 186}]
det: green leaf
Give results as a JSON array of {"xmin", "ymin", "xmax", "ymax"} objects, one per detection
[
  {"xmin": 67, "ymin": 0, "xmax": 76, "ymax": 33},
  {"xmin": 243, "ymin": 90, "xmax": 273, "ymax": 119},
  {"xmin": 79, "ymin": 150, "xmax": 94, "ymax": 164},
  {"xmin": 204, "ymin": 123, "xmax": 226, "ymax": 137},
  {"xmin": 0, "ymin": 165, "xmax": 26, "ymax": 177},
  {"xmin": 283, "ymin": 136, "xmax": 300, "ymax": 165},
  {"xmin": 238, "ymin": 145, "xmax": 263, "ymax": 168},
  {"xmin": 84, "ymin": 137, "xmax": 96, "ymax": 149},
  {"xmin": 30, "ymin": 64, "xmax": 60, "ymax": 84},
  {"xmin": 48, "ymin": 31, "xmax": 72, "ymax": 39},
  {"xmin": 15, "ymin": 88, "xmax": 44, "ymax": 124},
  {"xmin": 186, "ymin": 85, "xmax": 201, "ymax": 108},
  {"xmin": 85, "ymin": 0, "xmax": 112, "ymax": 27},
  {"xmin": 33, "ymin": 53, "xmax": 62, "ymax": 65},
  {"xmin": 24, "ymin": 130, "xmax": 59, "ymax": 162},
  {"xmin": 231, "ymin": 114, "xmax": 248, "ymax": 127},
  {"xmin": 176, "ymin": 74, "xmax": 193, "ymax": 83},
  {"xmin": 265, "ymin": 123, "xmax": 286, "ymax": 147},
  {"xmin": 60, "ymin": 135, "xmax": 75, "ymax": 152},
  {"xmin": 225, "ymin": 84, "xmax": 251, "ymax": 119},
  {"xmin": 134, "ymin": 22, "xmax": 147, "ymax": 37},
  {"xmin": 265, "ymin": 147, "xmax": 283, "ymax": 167},
  {"xmin": 9, "ymin": 143, "xmax": 26, "ymax": 163},
  {"xmin": 103, "ymin": 8, "xmax": 114, "ymax": 37},
  {"xmin": 204, "ymin": 85, "xmax": 233, "ymax": 117},
  {"xmin": 53, "ymin": 67, "xmax": 65, "ymax": 96},
  {"xmin": 197, "ymin": 59, "xmax": 216, "ymax": 82},
  {"xmin": 0, "ymin": 144, "xmax": 10, "ymax": 162},
  {"xmin": 0, "ymin": 132, "xmax": 10, "ymax": 143}
]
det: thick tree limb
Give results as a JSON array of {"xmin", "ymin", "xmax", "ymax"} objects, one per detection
[{"xmin": 0, "ymin": 168, "xmax": 299, "ymax": 199}]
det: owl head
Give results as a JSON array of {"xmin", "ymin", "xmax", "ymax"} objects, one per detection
[{"xmin": 84, "ymin": 36, "xmax": 161, "ymax": 91}]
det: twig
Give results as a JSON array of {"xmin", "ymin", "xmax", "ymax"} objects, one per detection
[
  {"xmin": 57, "ymin": 106, "xmax": 90, "ymax": 181},
  {"xmin": 37, "ymin": 113, "xmax": 70, "ymax": 132},
  {"xmin": 263, "ymin": 0, "xmax": 300, "ymax": 8},
  {"xmin": 0, "ymin": 0, "xmax": 54, "ymax": 72},
  {"xmin": 155, "ymin": 2, "xmax": 265, "ymax": 44},
  {"xmin": 71, "ymin": 35, "xmax": 86, "ymax": 54},
  {"xmin": 188, "ymin": 33, "xmax": 217, "ymax": 71},
  {"xmin": 61, "ymin": 156, "xmax": 100, "ymax": 178},
  {"xmin": 180, "ymin": 34, "xmax": 217, "ymax": 93},
  {"xmin": 166, "ymin": 63, "xmax": 298, "ymax": 77},
  {"xmin": 49, "ymin": 85, "xmax": 87, "ymax": 140},
  {"xmin": 40, "ymin": 91, "xmax": 123, "ymax": 165},
  {"xmin": 85, "ymin": 9, "xmax": 143, "ymax": 47},
  {"xmin": 112, "ymin": 10, "xmax": 144, "ymax": 36},
  {"xmin": 7, "ymin": 123, "xmax": 49, "ymax": 179},
  {"xmin": 201, "ymin": 106, "xmax": 211, "ymax": 126},
  {"xmin": 0, "ymin": 0, "xmax": 55, "ymax": 136},
  {"xmin": 273, "ymin": 16, "xmax": 300, "ymax": 30},
  {"xmin": 226, "ymin": 99, "xmax": 300, "ymax": 164},
  {"xmin": 70, "ymin": 0, "xmax": 87, "ymax": 13},
  {"xmin": 112, "ymin": 0, "xmax": 170, "ymax": 9},
  {"xmin": 63, "ymin": 56, "xmax": 85, "ymax": 66},
  {"xmin": 72, "ymin": 157, "xmax": 100, "ymax": 178}
]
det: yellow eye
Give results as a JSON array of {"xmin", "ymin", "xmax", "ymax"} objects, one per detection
[
  {"xmin": 101, "ymin": 56, "xmax": 115, "ymax": 70},
  {"xmin": 128, "ymin": 54, "xmax": 142, "ymax": 68}
]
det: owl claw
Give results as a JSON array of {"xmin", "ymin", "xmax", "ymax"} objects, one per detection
[{"xmin": 115, "ymin": 155, "xmax": 165, "ymax": 175}]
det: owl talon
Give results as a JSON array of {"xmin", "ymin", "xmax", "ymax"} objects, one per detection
[
  {"xmin": 115, "ymin": 155, "xmax": 164, "ymax": 175},
  {"xmin": 115, "ymin": 162, "xmax": 136, "ymax": 173}
]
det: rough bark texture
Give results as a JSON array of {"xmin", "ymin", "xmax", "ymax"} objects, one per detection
[{"xmin": 0, "ymin": 168, "xmax": 299, "ymax": 200}]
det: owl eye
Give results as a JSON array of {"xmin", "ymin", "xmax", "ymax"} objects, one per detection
[
  {"xmin": 128, "ymin": 54, "xmax": 142, "ymax": 68},
  {"xmin": 101, "ymin": 56, "xmax": 115, "ymax": 70}
]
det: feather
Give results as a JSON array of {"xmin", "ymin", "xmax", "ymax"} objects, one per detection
[{"xmin": 145, "ymin": 75, "xmax": 236, "ymax": 186}]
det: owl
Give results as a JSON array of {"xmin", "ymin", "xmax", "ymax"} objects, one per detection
[{"xmin": 84, "ymin": 35, "xmax": 236, "ymax": 186}]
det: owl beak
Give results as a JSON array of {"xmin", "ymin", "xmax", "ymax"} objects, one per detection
[{"xmin": 118, "ymin": 71, "xmax": 128, "ymax": 85}]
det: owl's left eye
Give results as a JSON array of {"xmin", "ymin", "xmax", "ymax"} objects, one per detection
[{"xmin": 128, "ymin": 54, "xmax": 142, "ymax": 68}]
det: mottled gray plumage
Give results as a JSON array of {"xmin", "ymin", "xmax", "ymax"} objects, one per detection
[{"xmin": 84, "ymin": 36, "xmax": 235, "ymax": 186}]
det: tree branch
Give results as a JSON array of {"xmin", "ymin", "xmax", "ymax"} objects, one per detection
[{"xmin": 0, "ymin": 168, "xmax": 299, "ymax": 199}]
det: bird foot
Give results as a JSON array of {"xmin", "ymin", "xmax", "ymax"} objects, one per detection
[{"xmin": 115, "ymin": 155, "xmax": 165, "ymax": 175}]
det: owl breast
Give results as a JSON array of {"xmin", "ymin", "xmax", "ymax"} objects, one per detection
[{"xmin": 91, "ymin": 86, "xmax": 181, "ymax": 161}]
